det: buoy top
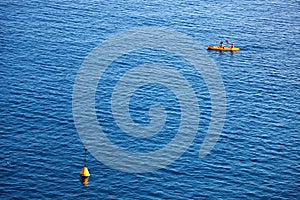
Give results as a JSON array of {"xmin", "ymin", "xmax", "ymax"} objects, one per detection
[{"xmin": 80, "ymin": 166, "xmax": 90, "ymax": 177}]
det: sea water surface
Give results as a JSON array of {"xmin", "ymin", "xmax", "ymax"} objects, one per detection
[{"xmin": 1, "ymin": 0, "xmax": 299, "ymax": 199}]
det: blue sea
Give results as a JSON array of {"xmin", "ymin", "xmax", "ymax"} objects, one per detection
[{"xmin": 1, "ymin": 0, "xmax": 299, "ymax": 199}]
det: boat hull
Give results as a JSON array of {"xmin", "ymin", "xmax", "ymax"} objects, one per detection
[{"xmin": 207, "ymin": 46, "xmax": 240, "ymax": 51}]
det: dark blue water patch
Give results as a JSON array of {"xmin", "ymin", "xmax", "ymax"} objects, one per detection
[
  {"xmin": 98, "ymin": 84, "xmax": 181, "ymax": 153},
  {"xmin": 95, "ymin": 48, "xmax": 210, "ymax": 153},
  {"xmin": 129, "ymin": 83, "xmax": 181, "ymax": 125}
]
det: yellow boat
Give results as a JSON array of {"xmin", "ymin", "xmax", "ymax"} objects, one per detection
[{"xmin": 207, "ymin": 45, "xmax": 240, "ymax": 51}]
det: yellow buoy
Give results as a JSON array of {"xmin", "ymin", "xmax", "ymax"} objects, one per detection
[
  {"xmin": 80, "ymin": 148, "xmax": 90, "ymax": 185},
  {"xmin": 80, "ymin": 166, "xmax": 90, "ymax": 177}
]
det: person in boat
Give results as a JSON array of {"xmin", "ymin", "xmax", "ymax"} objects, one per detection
[
  {"xmin": 219, "ymin": 41, "xmax": 224, "ymax": 49},
  {"xmin": 226, "ymin": 40, "xmax": 235, "ymax": 48}
]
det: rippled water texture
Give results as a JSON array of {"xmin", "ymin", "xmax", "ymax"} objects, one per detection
[{"xmin": 1, "ymin": 0, "xmax": 299, "ymax": 199}]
